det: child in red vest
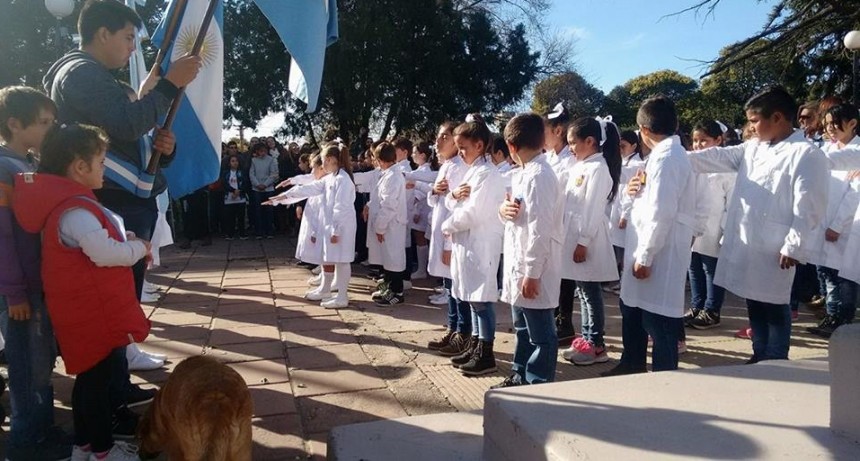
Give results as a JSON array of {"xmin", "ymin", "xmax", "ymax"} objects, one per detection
[{"xmin": 12, "ymin": 123, "xmax": 150, "ymax": 461}]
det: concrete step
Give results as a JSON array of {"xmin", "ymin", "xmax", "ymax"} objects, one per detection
[
  {"xmin": 483, "ymin": 359, "xmax": 859, "ymax": 460},
  {"xmin": 328, "ymin": 411, "xmax": 483, "ymax": 461}
]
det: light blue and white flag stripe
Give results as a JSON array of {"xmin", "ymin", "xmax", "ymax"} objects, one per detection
[{"xmin": 152, "ymin": 0, "xmax": 224, "ymax": 199}]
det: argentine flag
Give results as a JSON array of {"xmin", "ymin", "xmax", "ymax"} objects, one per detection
[{"xmin": 151, "ymin": 0, "xmax": 224, "ymax": 199}]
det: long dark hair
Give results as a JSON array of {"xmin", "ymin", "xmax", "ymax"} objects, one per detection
[
  {"xmin": 415, "ymin": 141, "xmax": 439, "ymax": 171},
  {"xmin": 568, "ymin": 117, "xmax": 621, "ymax": 202},
  {"xmin": 454, "ymin": 113, "xmax": 492, "ymax": 160}
]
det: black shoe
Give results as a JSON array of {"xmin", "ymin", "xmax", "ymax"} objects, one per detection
[
  {"xmin": 112, "ymin": 405, "xmax": 140, "ymax": 440},
  {"xmin": 126, "ymin": 384, "xmax": 157, "ymax": 408},
  {"xmin": 375, "ymin": 291, "xmax": 404, "ymax": 307},
  {"xmin": 428, "ymin": 330, "xmax": 454, "ymax": 351},
  {"xmin": 683, "ymin": 308, "xmax": 701, "ymax": 327},
  {"xmin": 439, "ymin": 333, "xmax": 470, "ymax": 357},
  {"xmin": 4, "ymin": 438, "xmax": 72, "ymax": 461},
  {"xmin": 690, "ymin": 310, "xmax": 721, "ymax": 330},
  {"xmin": 490, "ymin": 374, "xmax": 525, "ymax": 389},
  {"xmin": 599, "ymin": 363, "xmax": 646, "ymax": 377},
  {"xmin": 450, "ymin": 336, "xmax": 479, "ymax": 367},
  {"xmin": 460, "ymin": 340, "xmax": 497, "ymax": 376},
  {"xmin": 0, "ymin": 349, "xmax": 6, "ymax": 365},
  {"xmin": 807, "ymin": 314, "xmax": 842, "ymax": 338}
]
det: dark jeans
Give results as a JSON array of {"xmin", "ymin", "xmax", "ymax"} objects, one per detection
[
  {"xmin": 688, "ymin": 252, "xmax": 725, "ymax": 313},
  {"xmin": 746, "ymin": 299, "xmax": 791, "ymax": 362},
  {"xmin": 789, "ymin": 263, "xmax": 821, "ymax": 312},
  {"xmin": 619, "ymin": 300, "xmax": 682, "ymax": 372},
  {"xmin": 250, "ymin": 190, "xmax": 275, "ymax": 236},
  {"xmin": 181, "ymin": 189, "xmax": 211, "ymax": 241},
  {"xmin": 511, "ymin": 306, "xmax": 557, "ymax": 384},
  {"xmin": 472, "ymin": 302, "xmax": 496, "ymax": 341},
  {"xmin": 0, "ymin": 293, "xmax": 57, "ymax": 447},
  {"xmin": 385, "ymin": 269, "xmax": 404, "ymax": 294},
  {"xmin": 816, "ymin": 265, "xmax": 858, "ymax": 322},
  {"xmin": 222, "ymin": 203, "xmax": 247, "ymax": 238},
  {"xmin": 402, "ymin": 239, "xmax": 415, "ymax": 282},
  {"xmin": 556, "ymin": 278, "xmax": 577, "ymax": 328},
  {"xmin": 444, "ymin": 278, "xmax": 472, "ymax": 334},
  {"xmin": 73, "ymin": 348, "xmax": 125, "ymax": 452},
  {"xmin": 576, "ymin": 281, "xmax": 605, "ymax": 346}
]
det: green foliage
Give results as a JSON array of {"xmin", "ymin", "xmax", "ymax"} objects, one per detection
[{"xmin": 531, "ymin": 71, "xmax": 604, "ymax": 119}]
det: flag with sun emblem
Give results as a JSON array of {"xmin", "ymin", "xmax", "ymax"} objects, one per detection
[{"xmin": 151, "ymin": 0, "xmax": 224, "ymax": 199}]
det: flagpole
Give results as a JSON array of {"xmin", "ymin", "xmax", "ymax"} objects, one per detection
[
  {"xmin": 152, "ymin": 0, "xmax": 189, "ymax": 76},
  {"xmin": 146, "ymin": 0, "xmax": 219, "ymax": 175}
]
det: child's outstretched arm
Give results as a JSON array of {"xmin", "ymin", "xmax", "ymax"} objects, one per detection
[
  {"xmin": 688, "ymin": 143, "xmax": 746, "ymax": 174},
  {"xmin": 826, "ymin": 144, "xmax": 860, "ymax": 171},
  {"xmin": 59, "ymin": 209, "xmax": 148, "ymax": 267}
]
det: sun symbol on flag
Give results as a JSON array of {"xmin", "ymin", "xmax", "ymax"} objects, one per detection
[{"xmin": 172, "ymin": 25, "xmax": 219, "ymax": 67}]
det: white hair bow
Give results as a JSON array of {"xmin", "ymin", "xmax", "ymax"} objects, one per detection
[
  {"xmin": 465, "ymin": 114, "xmax": 477, "ymax": 123},
  {"xmin": 715, "ymin": 120, "xmax": 729, "ymax": 134},
  {"xmin": 547, "ymin": 102, "xmax": 566, "ymax": 120},
  {"xmin": 595, "ymin": 115, "xmax": 614, "ymax": 146}
]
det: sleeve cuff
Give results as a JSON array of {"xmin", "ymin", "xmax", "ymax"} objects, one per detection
[
  {"xmin": 153, "ymin": 78, "xmax": 179, "ymax": 100},
  {"xmin": 4, "ymin": 292, "xmax": 28, "ymax": 307}
]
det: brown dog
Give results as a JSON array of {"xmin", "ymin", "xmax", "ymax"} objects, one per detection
[{"xmin": 138, "ymin": 355, "xmax": 253, "ymax": 460}]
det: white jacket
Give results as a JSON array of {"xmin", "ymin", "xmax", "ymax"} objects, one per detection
[
  {"xmin": 500, "ymin": 154, "xmax": 564, "ymax": 309},
  {"xmin": 281, "ymin": 169, "xmax": 357, "ymax": 263},
  {"xmin": 406, "ymin": 163, "xmax": 436, "ymax": 233},
  {"xmin": 620, "ymin": 137, "xmax": 697, "ymax": 317},
  {"xmin": 427, "ymin": 156, "xmax": 467, "ymax": 279},
  {"xmin": 560, "ymin": 153, "xmax": 619, "ymax": 282},
  {"xmin": 442, "ymin": 156, "xmax": 505, "ymax": 302},
  {"xmin": 688, "ymin": 130, "xmax": 829, "ymax": 305},
  {"xmin": 691, "ymin": 173, "xmax": 736, "ymax": 258},
  {"xmin": 546, "ymin": 145, "xmax": 572, "ymax": 179},
  {"xmin": 609, "ymin": 154, "xmax": 645, "ymax": 248},
  {"xmin": 371, "ymin": 167, "xmax": 408, "ymax": 271}
]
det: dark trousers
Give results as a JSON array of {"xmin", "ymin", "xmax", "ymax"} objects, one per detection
[
  {"xmin": 619, "ymin": 300, "xmax": 683, "ymax": 372},
  {"xmin": 556, "ymin": 278, "xmax": 577, "ymax": 327},
  {"xmin": 222, "ymin": 203, "xmax": 247, "ymax": 238},
  {"xmin": 73, "ymin": 348, "xmax": 125, "ymax": 452},
  {"xmin": 747, "ymin": 300, "xmax": 790, "ymax": 362},
  {"xmin": 402, "ymin": 235, "xmax": 415, "ymax": 282},
  {"xmin": 385, "ymin": 269, "xmax": 404, "ymax": 294},
  {"xmin": 181, "ymin": 189, "xmax": 211, "ymax": 241}
]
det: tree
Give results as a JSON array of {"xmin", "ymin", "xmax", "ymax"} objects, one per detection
[
  {"xmin": 531, "ymin": 71, "xmax": 604, "ymax": 118},
  {"xmin": 601, "ymin": 70, "xmax": 699, "ymax": 128}
]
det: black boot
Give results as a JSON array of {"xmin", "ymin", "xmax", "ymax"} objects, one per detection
[
  {"xmin": 428, "ymin": 330, "xmax": 454, "ymax": 351},
  {"xmin": 438, "ymin": 332, "xmax": 470, "ymax": 356},
  {"xmin": 451, "ymin": 336, "xmax": 479, "ymax": 368},
  {"xmin": 460, "ymin": 340, "xmax": 497, "ymax": 376},
  {"xmin": 807, "ymin": 314, "xmax": 838, "ymax": 338}
]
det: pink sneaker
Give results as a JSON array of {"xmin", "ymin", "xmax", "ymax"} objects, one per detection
[
  {"xmin": 734, "ymin": 327, "xmax": 753, "ymax": 340},
  {"xmin": 562, "ymin": 340, "xmax": 609, "ymax": 365}
]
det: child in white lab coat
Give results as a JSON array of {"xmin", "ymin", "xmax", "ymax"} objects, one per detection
[
  {"xmin": 493, "ymin": 112, "xmax": 564, "ymax": 388},
  {"xmin": 370, "ymin": 142, "xmax": 409, "ymax": 306},
  {"xmin": 543, "ymin": 102, "xmax": 573, "ymax": 178},
  {"xmin": 425, "ymin": 122, "xmax": 475, "ymax": 357},
  {"xmin": 608, "ymin": 130, "xmax": 645, "ymax": 280},
  {"xmin": 603, "ymin": 96, "xmax": 699, "ymax": 376},
  {"xmin": 686, "ymin": 121, "xmax": 736, "ymax": 331},
  {"xmin": 686, "ymin": 86, "xmax": 829, "ymax": 364},
  {"xmin": 270, "ymin": 145, "xmax": 357, "ymax": 309},
  {"xmin": 443, "ymin": 114, "xmax": 505, "ymax": 376},
  {"xmin": 559, "ymin": 117, "xmax": 622, "ymax": 366},
  {"xmin": 393, "ymin": 138, "xmax": 416, "ymax": 289},
  {"xmin": 407, "ymin": 141, "xmax": 438, "ymax": 279}
]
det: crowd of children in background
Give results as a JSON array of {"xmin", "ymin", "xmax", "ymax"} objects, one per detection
[{"xmin": 2, "ymin": 14, "xmax": 860, "ymax": 458}]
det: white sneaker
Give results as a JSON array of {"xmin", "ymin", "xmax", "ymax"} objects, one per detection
[
  {"xmin": 429, "ymin": 293, "xmax": 449, "ymax": 305},
  {"xmin": 142, "ymin": 281, "xmax": 161, "ymax": 294},
  {"xmin": 305, "ymin": 288, "xmax": 331, "ymax": 301},
  {"xmin": 433, "ymin": 286, "xmax": 446, "ymax": 294},
  {"xmin": 127, "ymin": 346, "xmax": 165, "ymax": 371},
  {"xmin": 140, "ymin": 349, "xmax": 167, "ymax": 362},
  {"xmin": 403, "ymin": 281, "xmax": 413, "ymax": 291},
  {"xmin": 321, "ymin": 296, "xmax": 349, "ymax": 309},
  {"xmin": 94, "ymin": 441, "xmax": 140, "ymax": 461},
  {"xmin": 307, "ymin": 274, "xmax": 322, "ymax": 286},
  {"xmin": 311, "ymin": 265, "xmax": 322, "ymax": 275},
  {"xmin": 71, "ymin": 445, "xmax": 91, "ymax": 461},
  {"xmin": 140, "ymin": 291, "xmax": 160, "ymax": 303}
]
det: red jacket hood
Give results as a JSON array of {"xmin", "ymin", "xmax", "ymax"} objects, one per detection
[{"xmin": 12, "ymin": 173, "xmax": 97, "ymax": 234}]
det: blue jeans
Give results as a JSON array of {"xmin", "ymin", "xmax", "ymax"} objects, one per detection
[
  {"xmin": 817, "ymin": 266, "xmax": 858, "ymax": 323},
  {"xmin": 251, "ymin": 190, "xmax": 275, "ymax": 236},
  {"xmin": 511, "ymin": 306, "xmax": 557, "ymax": 384},
  {"xmin": 689, "ymin": 252, "xmax": 725, "ymax": 313},
  {"xmin": 746, "ymin": 299, "xmax": 790, "ymax": 362},
  {"xmin": 472, "ymin": 302, "xmax": 496, "ymax": 341},
  {"xmin": 443, "ymin": 278, "xmax": 472, "ymax": 334},
  {"xmin": 619, "ymin": 299, "xmax": 682, "ymax": 371},
  {"xmin": 575, "ymin": 281, "xmax": 605, "ymax": 346},
  {"xmin": 0, "ymin": 293, "xmax": 57, "ymax": 447}
]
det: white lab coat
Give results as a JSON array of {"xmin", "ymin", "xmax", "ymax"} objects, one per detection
[
  {"xmin": 442, "ymin": 156, "xmax": 505, "ymax": 303},
  {"xmin": 371, "ymin": 167, "xmax": 408, "ymax": 271},
  {"xmin": 688, "ymin": 130, "xmax": 830, "ymax": 305},
  {"xmin": 500, "ymin": 154, "xmax": 564, "ymax": 309},
  {"xmin": 394, "ymin": 159, "xmax": 414, "ymax": 248},
  {"xmin": 295, "ymin": 195, "xmax": 324, "ymax": 265},
  {"xmin": 608, "ymin": 154, "xmax": 645, "ymax": 248},
  {"xmin": 620, "ymin": 137, "xmax": 697, "ymax": 317},
  {"xmin": 407, "ymin": 163, "xmax": 436, "ymax": 233},
  {"xmin": 280, "ymin": 169, "xmax": 357, "ymax": 264},
  {"xmin": 546, "ymin": 145, "xmax": 572, "ymax": 179},
  {"xmin": 426, "ymin": 156, "xmax": 467, "ymax": 279},
  {"xmin": 560, "ymin": 153, "xmax": 619, "ymax": 282},
  {"xmin": 691, "ymin": 173, "xmax": 736, "ymax": 258}
]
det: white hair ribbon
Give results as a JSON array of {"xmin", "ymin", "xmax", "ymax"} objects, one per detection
[
  {"xmin": 547, "ymin": 102, "xmax": 566, "ymax": 120},
  {"xmin": 595, "ymin": 115, "xmax": 614, "ymax": 147},
  {"xmin": 715, "ymin": 120, "xmax": 729, "ymax": 134},
  {"xmin": 465, "ymin": 114, "xmax": 477, "ymax": 123}
]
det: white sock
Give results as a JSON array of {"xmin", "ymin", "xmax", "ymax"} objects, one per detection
[
  {"xmin": 318, "ymin": 270, "xmax": 334, "ymax": 294},
  {"xmin": 415, "ymin": 245, "xmax": 429, "ymax": 277},
  {"xmin": 335, "ymin": 263, "xmax": 351, "ymax": 300}
]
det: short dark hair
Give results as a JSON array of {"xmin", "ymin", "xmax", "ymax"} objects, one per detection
[
  {"xmin": 373, "ymin": 142, "xmax": 397, "ymax": 163},
  {"xmin": 392, "ymin": 137, "xmax": 413, "ymax": 153},
  {"xmin": 0, "ymin": 86, "xmax": 57, "ymax": 141},
  {"xmin": 826, "ymin": 103, "xmax": 860, "ymax": 135},
  {"xmin": 636, "ymin": 96, "xmax": 678, "ymax": 136},
  {"xmin": 251, "ymin": 142, "xmax": 267, "ymax": 154},
  {"xmin": 38, "ymin": 123, "xmax": 108, "ymax": 176},
  {"xmin": 504, "ymin": 113, "xmax": 544, "ymax": 151},
  {"xmin": 78, "ymin": 0, "xmax": 143, "ymax": 46},
  {"xmin": 744, "ymin": 86, "xmax": 797, "ymax": 126}
]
